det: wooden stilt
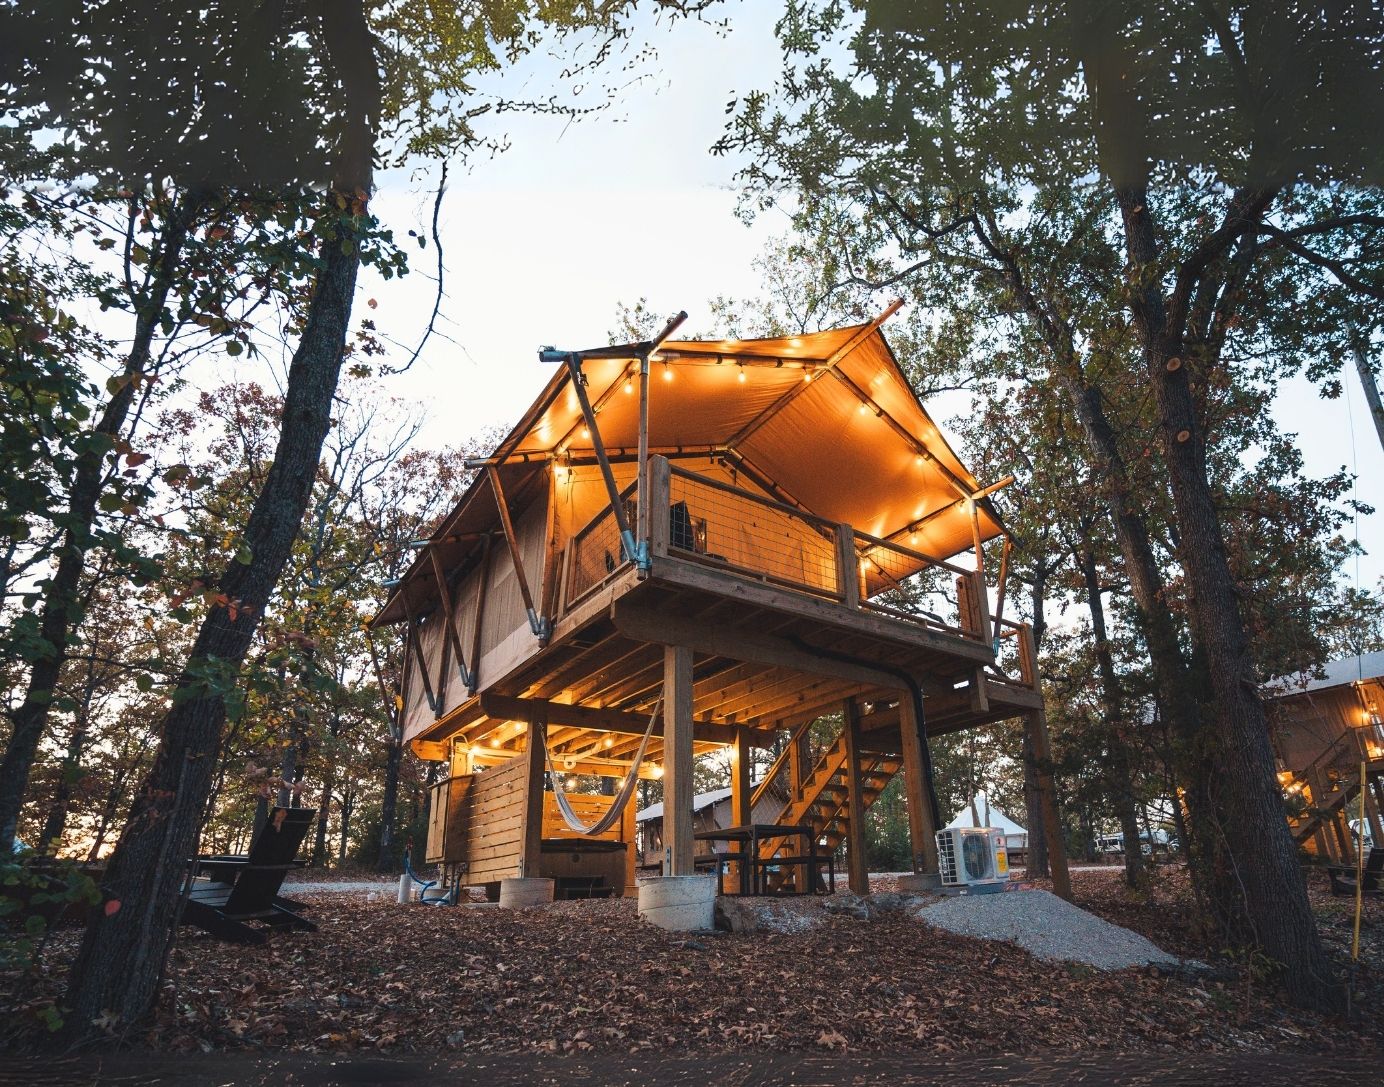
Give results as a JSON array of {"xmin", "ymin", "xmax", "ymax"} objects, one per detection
[
  {"xmin": 842, "ymin": 698, "xmax": 870, "ymax": 894},
  {"xmin": 662, "ymin": 644, "xmax": 695, "ymax": 876},
  {"xmin": 731, "ymin": 727, "xmax": 752, "ymax": 826},
  {"xmin": 1025, "ymin": 707, "xmax": 1072, "ymax": 901},
  {"xmin": 897, "ymin": 693, "xmax": 939, "ymax": 874},
  {"xmin": 518, "ymin": 706, "xmax": 548, "ymax": 878}
]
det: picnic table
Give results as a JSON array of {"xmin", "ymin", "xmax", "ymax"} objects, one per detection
[{"xmin": 693, "ymin": 823, "xmax": 832, "ymax": 896}]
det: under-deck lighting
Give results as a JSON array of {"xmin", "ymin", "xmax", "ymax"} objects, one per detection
[
  {"xmin": 737, "ymin": 364, "xmax": 747, "ymax": 383},
  {"xmin": 650, "ymin": 764, "xmax": 664, "ymax": 779},
  {"xmin": 662, "ymin": 362, "xmax": 672, "ymax": 382}
]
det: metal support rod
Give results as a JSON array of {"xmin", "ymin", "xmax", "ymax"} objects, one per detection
[
  {"xmin": 564, "ymin": 353, "xmax": 645, "ymax": 571},
  {"xmin": 486, "ymin": 466, "xmax": 547, "ymax": 639},
  {"xmin": 428, "ymin": 546, "xmax": 474, "ymax": 691}
]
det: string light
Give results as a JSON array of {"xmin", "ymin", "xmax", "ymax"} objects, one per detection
[
  {"xmin": 737, "ymin": 364, "xmax": 747, "ymax": 383},
  {"xmin": 662, "ymin": 361, "xmax": 672, "ymax": 382},
  {"xmin": 650, "ymin": 764, "xmax": 664, "ymax": 779},
  {"xmin": 603, "ymin": 736, "xmax": 613, "ymax": 749},
  {"xmin": 623, "ymin": 377, "xmax": 634, "ymax": 394},
  {"xmin": 858, "ymin": 401, "xmax": 869, "ymax": 415},
  {"xmin": 580, "ymin": 426, "xmax": 591, "ymax": 440},
  {"xmin": 803, "ymin": 367, "xmax": 815, "ymax": 383}
]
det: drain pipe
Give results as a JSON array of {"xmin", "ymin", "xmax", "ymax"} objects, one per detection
[{"xmin": 786, "ymin": 635, "xmax": 942, "ymax": 830}]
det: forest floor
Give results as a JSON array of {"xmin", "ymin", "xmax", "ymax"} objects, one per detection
[{"xmin": 3, "ymin": 868, "xmax": 1381, "ymax": 1068}]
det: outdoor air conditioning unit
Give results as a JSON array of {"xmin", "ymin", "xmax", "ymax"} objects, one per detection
[{"xmin": 936, "ymin": 826, "xmax": 1009, "ymax": 889}]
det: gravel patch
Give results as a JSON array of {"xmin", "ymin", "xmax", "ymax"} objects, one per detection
[{"xmin": 914, "ymin": 888, "xmax": 1182, "ymax": 971}]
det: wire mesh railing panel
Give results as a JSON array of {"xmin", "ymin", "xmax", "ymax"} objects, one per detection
[
  {"xmin": 566, "ymin": 493, "xmax": 635, "ymax": 607},
  {"xmin": 667, "ymin": 469, "xmax": 841, "ymax": 599},
  {"xmin": 854, "ymin": 533, "xmax": 975, "ymax": 637}
]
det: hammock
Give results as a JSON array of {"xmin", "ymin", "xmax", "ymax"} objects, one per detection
[{"xmin": 543, "ymin": 697, "xmax": 661, "ymax": 836}]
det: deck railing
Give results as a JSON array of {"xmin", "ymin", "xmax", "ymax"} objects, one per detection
[
  {"xmin": 559, "ymin": 456, "xmax": 1031, "ymax": 677},
  {"xmin": 565, "ymin": 479, "xmax": 638, "ymax": 606},
  {"xmin": 665, "ymin": 464, "xmax": 844, "ymax": 600}
]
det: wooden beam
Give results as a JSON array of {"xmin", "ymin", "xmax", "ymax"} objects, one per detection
[
  {"xmin": 663, "ymin": 644, "xmax": 695, "ymax": 876},
  {"xmin": 897, "ymin": 693, "xmax": 939, "ymax": 874},
  {"xmin": 477, "ymin": 692, "xmax": 771, "ymax": 748},
  {"xmin": 1025, "ymin": 706, "xmax": 1072, "ymax": 902},
  {"xmin": 645, "ymin": 554, "xmax": 994, "ymax": 664},
  {"xmin": 612, "ymin": 601, "xmax": 909, "ymax": 691},
  {"xmin": 518, "ymin": 705, "xmax": 548, "ymax": 878},
  {"xmin": 842, "ymin": 698, "xmax": 870, "ymax": 894},
  {"xmin": 836, "ymin": 523, "xmax": 860, "ymax": 607},
  {"xmin": 486, "ymin": 466, "xmax": 540, "ymax": 633},
  {"xmin": 732, "ymin": 727, "xmax": 752, "ymax": 826}
]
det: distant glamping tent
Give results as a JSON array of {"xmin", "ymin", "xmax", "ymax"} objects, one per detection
[
  {"xmin": 367, "ymin": 306, "xmax": 1072, "ymax": 921},
  {"xmin": 947, "ymin": 791, "xmax": 1028, "ymax": 853}
]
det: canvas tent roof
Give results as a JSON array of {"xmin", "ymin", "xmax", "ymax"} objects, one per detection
[
  {"xmin": 374, "ymin": 318, "xmax": 1004, "ymax": 626},
  {"xmin": 946, "ymin": 791, "xmax": 1027, "ymax": 837}
]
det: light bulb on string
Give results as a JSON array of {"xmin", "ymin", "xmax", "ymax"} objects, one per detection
[
  {"xmin": 737, "ymin": 364, "xmax": 747, "ymax": 383},
  {"xmin": 662, "ymin": 361, "xmax": 672, "ymax": 382}
]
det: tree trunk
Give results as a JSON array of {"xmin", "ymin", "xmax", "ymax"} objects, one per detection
[
  {"xmin": 1076, "ymin": 6, "xmax": 1339, "ymax": 1011},
  {"xmin": 1021, "ymin": 576, "xmax": 1049, "ymax": 877},
  {"xmin": 1352, "ymin": 340, "xmax": 1384, "ymax": 457},
  {"xmin": 338, "ymin": 790, "xmax": 354, "ymax": 864},
  {"xmin": 375, "ymin": 733, "xmax": 402, "ymax": 872},
  {"xmin": 58, "ymin": 194, "xmax": 367, "ymax": 1043},
  {"xmin": 0, "ymin": 199, "xmax": 196, "ymax": 852},
  {"xmin": 313, "ymin": 768, "xmax": 334, "ymax": 866},
  {"xmin": 1076, "ymin": 542, "xmax": 1145, "ymax": 888}
]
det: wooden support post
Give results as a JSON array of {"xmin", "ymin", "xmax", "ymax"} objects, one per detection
[
  {"xmin": 731, "ymin": 727, "xmax": 752, "ymax": 826},
  {"xmin": 897, "ymin": 693, "xmax": 939, "ymax": 874},
  {"xmin": 519, "ymin": 705, "xmax": 548, "ymax": 878},
  {"xmin": 647, "ymin": 455, "xmax": 671, "ymax": 558},
  {"xmin": 731, "ymin": 725, "xmax": 752, "ymax": 896},
  {"xmin": 1025, "ymin": 707, "xmax": 1072, "ymax": 901},
  {"xmin": 835, "ymin": 523, "xmax": 860, "ymax": 607},
  {"xmin": 842, "ymin": 698, "xmax": 870, "ymax": 894},
  {"xmin": 622, "ymin": 784, "xmax": 637, "ymax": 897},
  {"xmin": 662, "ymin": 644, "xmax": 695, "ymax": 876}
]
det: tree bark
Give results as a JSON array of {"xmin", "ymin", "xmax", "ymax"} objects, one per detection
[
  {"xmin": 1076, "ymin": 541, "xmax": 1145, "ymax": 888},
  {"xmin": 1351, "ymin": 340, "xmax": 1384, "ymax": 457},
  {"xmin": 1021, "ymin": 576, "xmax": 1049, "ymax": 877},
  {"xmin": 374, "ymin": 733, "xmax": 402, "ymax": 872},
  {"xmin": 0, "ymin": 199, "xmax": 197, "ymax": 852}
]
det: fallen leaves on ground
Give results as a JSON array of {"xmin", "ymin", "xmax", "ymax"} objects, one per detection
[{"xmin": 4, "ymin": 871, "xmax": 1381, "ymax": 1057}]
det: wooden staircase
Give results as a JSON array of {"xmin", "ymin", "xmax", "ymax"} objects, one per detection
[
  {"xmin": 1283, "ymin": 730, "xmax": 1384, "ymax": 860},
  {"xmin": 757, "ymin": 730, "xmax": 902, "ymax": 891}
]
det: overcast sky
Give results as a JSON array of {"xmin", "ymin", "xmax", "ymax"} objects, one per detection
[{"xmin": 357, "ymin": 2, "xmax": 1383, "ymax": 591}]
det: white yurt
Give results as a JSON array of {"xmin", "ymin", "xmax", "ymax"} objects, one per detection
[{"xmin": 946, "ymin": 791, "xmax": 1028, "ymax": 852}]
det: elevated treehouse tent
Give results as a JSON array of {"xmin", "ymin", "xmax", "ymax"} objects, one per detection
[{"xmin": 369, "ymin": 313, "xmax": 1071, "ymax": 901}]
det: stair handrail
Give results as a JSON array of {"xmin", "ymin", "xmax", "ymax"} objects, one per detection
[
  {"xmin": 750, "ymin": 717, "xmax": 815, "ymax": 811},
  {"xmin": 1292, "ymin": 729, "xmax": 1358, "ymax": 800}
]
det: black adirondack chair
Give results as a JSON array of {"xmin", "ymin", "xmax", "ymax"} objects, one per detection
[
  {"xmin": 181, "ymin": 807, "xmax": 319, "ymax": 944},
  {"xmin": 1327, "ymin": 845, "xmax": 1384, "ymax": 897}
]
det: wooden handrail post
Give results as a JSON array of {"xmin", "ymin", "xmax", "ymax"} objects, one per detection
[
  {"xmin": 646, "ymin": 455, "xmax": 671, "ymax": 560},
  {"xmin": 835, "ymin": 523, "xmax": 860, "ymax": 606}
]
